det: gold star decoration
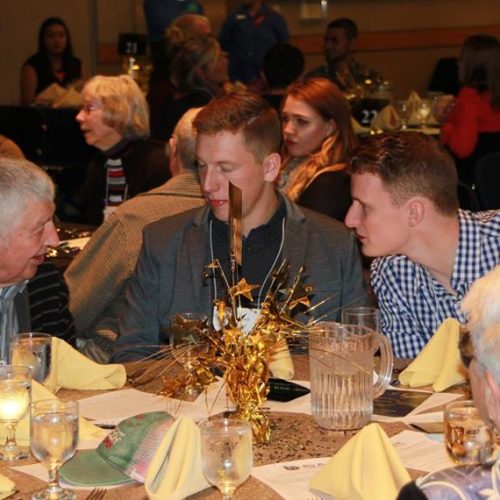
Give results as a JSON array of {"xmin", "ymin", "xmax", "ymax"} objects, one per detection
[
  {"xmin": 229, "ymin": 278, "xmax": 259, "ymax": 301},
  {"xmin": 287, "ymin": 283, "xmax": 313, "ymax": 310}
]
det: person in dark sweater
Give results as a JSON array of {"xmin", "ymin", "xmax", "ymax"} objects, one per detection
[
  {"xmin": 0, "ymin": 157, "xmax": 75, "ymax": 362},
  {"xmin": 76, "ymin": 75, "xmax": 170, "ymax": 225},
  {"xmin": 280, "ymin": 77, "xmax": 355, "ymax": 222},
  {"xmin": 20, "ymin": 17, "xmax": 84, "ymax": 105},
  {"xmin": 150, "ymin": 35, "xmax": 228, "ymax": 142},
  {"xmin": 260, "ymin": 42, "xmax": 305, "ymax": 112}
]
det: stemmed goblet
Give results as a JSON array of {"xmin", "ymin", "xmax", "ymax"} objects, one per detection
[
  {"xmin": 199, "ymin": 417, "xmax": 253, "ymax": 500},
  {"xmin": 415, "ymin": 99, "xmax": 432, "ymax": 128},
  {"xmin": 30, "ymin": 399, "xmax": 79, "ymax": 500},
  {"xmin": 0, "ymin": 365, "xmax": 32, "ymax": 461}
]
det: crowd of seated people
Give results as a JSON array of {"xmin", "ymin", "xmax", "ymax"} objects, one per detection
[
  {"xmin": 2, "ymin": 8, "xmax": 500, "ymax": 386},
  {"xmin": 65, "ymin": 108, "xmax": 205, "ymax": 363},
  {"xmin": 4, "ymin": 11, "xmax": 500, "ymax": 498}
]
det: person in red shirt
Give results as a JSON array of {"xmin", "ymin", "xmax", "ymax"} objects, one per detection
[{"xmin": 440, "ymin": 34, "xmax": 500, "ymax": 185}]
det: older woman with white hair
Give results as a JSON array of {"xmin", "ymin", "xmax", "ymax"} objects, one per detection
[
  {"xmin": 0, "ymin": 157, "xmax": 74, "ymax": 362},
  {"xmin": 77, "ymin": 75, "xmax": 170, "ymax": 225}
]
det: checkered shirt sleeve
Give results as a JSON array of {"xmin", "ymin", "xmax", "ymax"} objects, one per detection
[{"xmin": 371, "ymin": 210, "xmax": 500, "ymax": 358}]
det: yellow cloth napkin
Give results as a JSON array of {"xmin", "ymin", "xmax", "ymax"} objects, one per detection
[
  {"xmin": 351, "ymin": 116, "xmax": 370, "ymax": 135},
  {"xmin": 0, "ymin": 474, "xmax": 15, "ymax": 499},
  {"xmin": 34, "ymin": 83, "xmax": 66, "ymax": 105},
  {"xmin": 53, "ymin": 87, "xmax": 83, "ymax": 108},
  {"xmin": 407, "ymin": 91, "xmax": 421, "ymax": 105},
  {"xmin": 44, "ymin": 337, "xmax": 126, "ymax": 393},
  {"xmin": 371, "ymin": 104, "xmax": 400, "ymax": 131},
  {"xmin": 399, "ymin": 318, "xmax": 465, "ymax": 391},
  {"xmin": 309, "ymin": 423, "xmax": 411, "ymax": 500},
  {"xmin": 269, "ymin": 339, "xmax": 294, "ymax": 380},
  {"xmin": 0, "ymin": 381, "xmax": 106, "ymax": 447},
  {"xmin": 145, "ymin": 417, "xmax": 210, "ymax": 500},
  {"xmin": 406, "ymin": 91, "xmax": 422, "ymax": 126}
]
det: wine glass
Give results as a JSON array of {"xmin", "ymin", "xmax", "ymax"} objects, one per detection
[
  {"xmin": 0, "ymin": 365, "xmax": 32, "ymax": 461},
  {"xmin": 415, "ymin": 99, "xmax": 432, "ymax": 128},
  {"xmin": 170, "ymin": 313, "xmax": 208, "ymax": 396},
  {"xmin": 30, "ymin": 399, "xmax": 79, "ymax": 500},
  {"xmin": 10, "ymin": 332, "xmax": 52, "ymax": 383},
  {"xmin": 199, "ymin": 418, "xmax": 253, "ymax": 499}
]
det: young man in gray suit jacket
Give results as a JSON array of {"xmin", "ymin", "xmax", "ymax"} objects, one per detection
[{"xmin": 112, "ymin": 91, "xmax": 370, "ymax": 362}]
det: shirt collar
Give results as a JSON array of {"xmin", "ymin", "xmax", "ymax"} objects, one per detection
[
  {"xmin": 450, "ymin": 210, "xmax": 481, "ymax": 293},
  {"xmin": 0, "ymin": 281, "xmax": 28, "ymax": 303}
]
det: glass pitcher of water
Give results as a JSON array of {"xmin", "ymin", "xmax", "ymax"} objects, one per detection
[{"xmin": 309, "ymin": 322, "xmax": 393, "ymax": 430}]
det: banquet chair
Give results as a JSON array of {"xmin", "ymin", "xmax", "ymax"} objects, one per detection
[
  {"xmin": 474, "ymin": 152, "xmax": 500, "ymax": 210},
  {"xmin": 0, "ymin": 105, "xmax": 44, "ymax": 162},
  {"xmin": 457, "ymin": 181, "xmax": 480, "ymax": 212}
]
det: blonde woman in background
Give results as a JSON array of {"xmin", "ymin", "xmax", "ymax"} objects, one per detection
[
  {"xmin": 280, "ymin": 77, "xmax": 356, "ymax": 222},
  {"xmin": 76, "ymin": 75, "xmax": 169, "ymax": 225}
]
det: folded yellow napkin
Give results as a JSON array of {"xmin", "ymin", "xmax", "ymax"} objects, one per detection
[
  {"xmin": 371, "ymin": 104, "xmax": 400, "ymax": 131},
  {"xmin": 399, "ymin": 318, "xmax": 465, "ymax": 391},
  {"xmin": 44, "ymin": 337, "xmax": 126, "ymax": 393},
  {"xmin": 34, "ymin": 83, "xmax": 66, "ymax": 105},
  {"xmin": 351, "ymin": 116, "xmax": 370, "ymax": 135},
  {"xmin": 309, "ymin": 423, "xmax": 410, "ymax": 500},
  {"xmin": 0, "ymin": 473, "xmax": 15, "ymax": 500},
  {"xmin": 407, "ymin": 91, "xmax": 421, "ymax": 105},
  {"xmin": 145, "ymin": 417, "xmax": 210, "ymax": 500},
  {"xmin": 0, "ymin": 381, "xmax": 106, "ymax": 447},
  {"xmin": 53, "ymin": 87, "xmax": 83, "ymax": 108},
  {"xmin": 269, "ymin": 339, "xmax": 294, "ymax": 380}
]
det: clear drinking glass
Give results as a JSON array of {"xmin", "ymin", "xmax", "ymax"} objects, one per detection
[
  {"xmin": 444, "ymin": 400, "xmax": 496, "ymax": 465},
  {"xmin": 11, "ymin": 333, "xmax": 52, "ymax": 383},
  {"xmin": 199, "ymin": 417, "xmax": 253, "ymax": 500},
  {"xmin": 30, "ymin": 399, "xmax": 79, "ymax": 500},
  {"xmin": 341, "ymin": 306, "xmax": 381, "ymax": 332},
  {"xmin": 170, "ymin": 313, "xmax": 209, "ymax": 396},
  {"xmin": 0, "ymin": 365, "xmax": 32, "ymax": 460}
]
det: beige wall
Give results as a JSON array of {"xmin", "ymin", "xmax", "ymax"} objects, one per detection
[
  {"xmin": 1, "ymin": 0, "xmax": 499, "ymax": 104},
  {"xmin": 0, "ymin": 0, "xmax": 94, "ymax": 104}
]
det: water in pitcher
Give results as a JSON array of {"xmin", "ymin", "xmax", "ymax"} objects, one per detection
[{"xmin": 310, "ymin": 346, "xmax": 373, "ymax": 430}]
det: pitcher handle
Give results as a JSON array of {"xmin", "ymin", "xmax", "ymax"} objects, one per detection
[{"xmin": 373, "ymin": 332, "xmax": 393, "ymax": 398}]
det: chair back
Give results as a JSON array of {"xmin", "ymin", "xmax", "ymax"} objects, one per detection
[
  {"xmin": 0, "ymin": 106, "xmax": 44, "ymax": 162},
  {"xmin": 457, "ymin": 181, "xmax": 481, "ymax": 212},
  {"xmin": 474, "ymin": 151, "xmax": 500, "ymax": 210}
]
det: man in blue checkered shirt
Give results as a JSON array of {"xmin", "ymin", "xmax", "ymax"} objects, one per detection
[{"xmin": 345, "ymin": 132, "xmax": 500, "ymax": 358}]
